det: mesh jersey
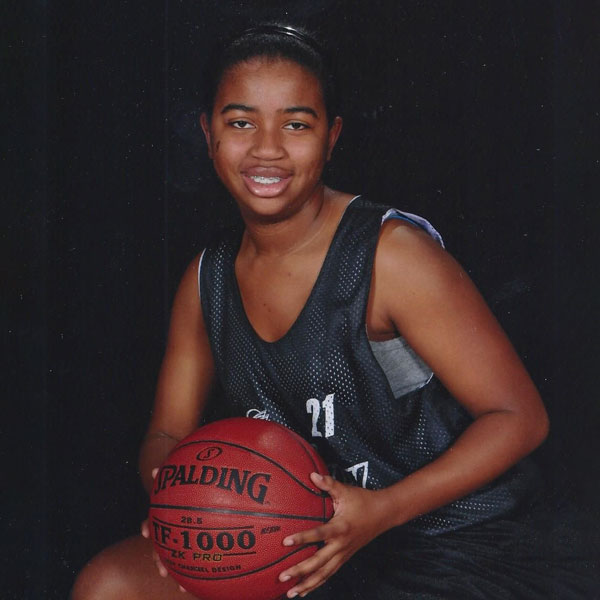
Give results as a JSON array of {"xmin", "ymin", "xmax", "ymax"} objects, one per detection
[{"xmin": 198, "ymin": 196, "xmax": 540, "ymax": 534}]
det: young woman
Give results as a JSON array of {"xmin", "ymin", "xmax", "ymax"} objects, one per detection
[{"xmin": 72, "ymin": 25, "xmax": 597, "ymax": 600}]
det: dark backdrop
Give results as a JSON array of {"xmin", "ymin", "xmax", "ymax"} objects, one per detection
[{"xmin": 5, "ymin": 2, "xmax": 599, "ymax": 598}]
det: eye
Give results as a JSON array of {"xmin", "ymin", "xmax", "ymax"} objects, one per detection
[
  {"xmin": 230, "ymin": 120, "xmax": 254, "ymax": 129},
  {"xmin": 283, "ymin": 122, "xmax": 309, "ymax": 131}
]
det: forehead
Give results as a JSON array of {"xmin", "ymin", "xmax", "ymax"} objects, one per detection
[{"xmin": 215, "ymin": 58, "xmax": 325, "ymax": 111}]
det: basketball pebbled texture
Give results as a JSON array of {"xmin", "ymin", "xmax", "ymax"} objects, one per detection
[{"xmin": 148, "ymin": 417, "xmax": 334, "ymax": 600}]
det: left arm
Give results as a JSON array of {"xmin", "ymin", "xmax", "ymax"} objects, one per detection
[{"xmin": 280, "ymin": 221, "xmax": 548, "ymax": 598}]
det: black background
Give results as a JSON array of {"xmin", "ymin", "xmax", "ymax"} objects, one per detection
[{"xmin": 5, "ymin": 1, "xmax": 599, "ymax": 598}]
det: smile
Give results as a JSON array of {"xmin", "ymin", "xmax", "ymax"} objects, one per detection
[
  {"xmin": 249, "ymin": 175, "xmax": 282, "ymax": 184},
  {"xmin": 242, "ymin": 170, "xmax": 292, "ymax": 199}
]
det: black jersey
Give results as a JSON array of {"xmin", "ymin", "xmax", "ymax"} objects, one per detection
[{"xmin": 199, "ymin": 196, "xmax": 539, "ymax": 534}]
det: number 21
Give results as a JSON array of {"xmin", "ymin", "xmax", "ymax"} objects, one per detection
[{"xmin": 306, "ymin": 393, "xmax": 335, "ymax": 438}]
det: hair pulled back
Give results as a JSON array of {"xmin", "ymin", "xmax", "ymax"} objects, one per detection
[{"xmin": 204, "ymin": 24, "xmax": 340, "ymax": 124}]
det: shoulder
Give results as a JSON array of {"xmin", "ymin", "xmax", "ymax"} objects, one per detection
[
  {"xmin": 369, "ymin": 217, "xmax": 476, "ymax": 336},
  {"xmin": 171, "ymin": 253, "xmax": 205, "ymax": 327},
  {"xmin": 181, "ymin": 252, "xmax": 203, "ymax": 293},
  {"xmin": 375, "ymin": 217, "xmax": 456, "ymax": 287}
]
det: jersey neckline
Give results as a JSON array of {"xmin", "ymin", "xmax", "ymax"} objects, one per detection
[{"xmin": 231, "ymin": 195, "xmax": 362, "ymax": 346}]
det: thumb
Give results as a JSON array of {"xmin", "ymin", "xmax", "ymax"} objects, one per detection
[{"xmin": 310, "ymin": 471, "xmax": 338, "ymax": 495}]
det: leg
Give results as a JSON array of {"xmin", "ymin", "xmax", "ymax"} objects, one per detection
[{"xmin": 71, "ymin": 535, "xmax": 185, "ymax": 600}]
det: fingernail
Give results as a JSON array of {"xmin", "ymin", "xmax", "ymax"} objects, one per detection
[
  {"xmin": 288, "ymin": 593, "xmax": 298, "ymax": 599},
  {"xmin": 280, "ymin": 574, "xmax": 291, "ymax": 582},
  {"xmin": 283, "ymin": 537, "xmax": 294, "ymax": 546},
  {"xmin": 312, "ymin": 472, "xmax": 323, "ymax": 480}
]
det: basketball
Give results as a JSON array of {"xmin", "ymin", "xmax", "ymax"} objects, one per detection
[{"xmin": 148, "ymin": 417, "xmax": 334, "ymax": 600}]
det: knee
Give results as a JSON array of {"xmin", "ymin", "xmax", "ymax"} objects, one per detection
[{"xmin": 71, "ymin": 546, "xmax": 136, "ymax": 600}]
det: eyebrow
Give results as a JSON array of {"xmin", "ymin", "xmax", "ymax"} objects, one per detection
[
  {"xmin": 221, "ymin": 103, "xmax": 256, "ymax": 114},
  {"xmin": 220, "ymin": 103, "xmax": 319, "ymax": 118},
  {"xmin": 284, "ymin": 106, "xmax": 318, "ymax": 118}
]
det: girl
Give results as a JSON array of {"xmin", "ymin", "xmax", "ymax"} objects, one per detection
[{"xmin": 72, "ymin": 24, "xmax": 597, "ymax": 599}]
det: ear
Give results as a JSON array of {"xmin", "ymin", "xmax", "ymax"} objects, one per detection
[
  {"xmin": 326, "ymin": 116, "xmax": 343, "ymax": 161},
  {"xmin": 200, "ymin": 112, "xmax": 213, "ymax": 159}
]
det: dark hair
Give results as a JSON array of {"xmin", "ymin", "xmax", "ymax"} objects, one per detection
[{"xmin": 203, "ymin": 24, "xmax": 340, "ymax": 124}]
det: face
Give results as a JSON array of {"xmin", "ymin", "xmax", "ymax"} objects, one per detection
[{"xmin": 201, "ymin": 57, "xmax": 342, "ymax": 222}]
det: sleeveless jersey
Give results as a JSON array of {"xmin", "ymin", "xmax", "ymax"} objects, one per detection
[{"xmin": 198, "ymin": 196, "xmax": 540, "ymax": 534}]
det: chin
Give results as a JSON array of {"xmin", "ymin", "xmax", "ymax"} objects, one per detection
[
  {"xmin": 244, "ymin": 204, "xmax": 297, "ymax": 224},
  {"xmin": 235, "ymin": 194, "xmax": 292, "ymax": 221}
]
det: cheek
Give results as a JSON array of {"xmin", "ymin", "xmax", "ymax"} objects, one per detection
[
  {"xmin": 213, "ymin": 139, "xmax": 243, "ymax": 172},
  {"xmin": 295, "ymin": 141, "xmax": 329, "ymax": 173},
  {"xmin": 292, "ymin": 134, "xmax": 327, "ymax": 159}
]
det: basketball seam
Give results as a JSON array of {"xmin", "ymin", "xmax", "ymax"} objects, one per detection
[
  {"xmin": 150, "ymin": 503, "xmax": 330, "ymax": 522},
  {"xmin": 287, "ymin": 432, "xmax": 331, "ymax": 524}
]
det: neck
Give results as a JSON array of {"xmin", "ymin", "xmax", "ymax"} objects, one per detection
[{"xmin": 240, "ymin": 185, "xmax": 336, "ymax": 258}]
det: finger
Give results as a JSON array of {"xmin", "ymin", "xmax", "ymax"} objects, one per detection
[
  {"xmin": 140, "ymin": 519, "xmax": 150, "ymax": 538},
  {"xmin": 179, "ymin": 584, "xmax": 187, "ymax": 592},
  {"xmin": 152, "ymin": 467, "xmax": 159, "ymax": 479},
  {"xmin": 286, "ymin": 555, "xmax": 345, "ymax": 598},
  {"xmin": 153, "ymin": 550, "xmax": 169, "ymax": 578},
  {"xmin": 310, "ymin": 472, "xmax": 337, "ymax": 494},
  {"xmin": 310, "ymin": 472, "xmax": 347, "ymax": 507},
  {"xmin": 280, "ymin": 541, "xmax": 339, "ymax": 582},
  {"xmin": 283, "ymin": 523, "xmax": 330, "ymax": 547},
  {"xmin": 157, "ymin": 563, "xmax": 168, "ymax": 578},
  {"xmin": 283, "ymin": 516, "xmax": 350, "ymax": 548}
]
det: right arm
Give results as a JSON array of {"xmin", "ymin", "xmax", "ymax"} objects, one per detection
[{"xmin": 139, "ymin": 254, "xmax": 216, "ymax": 494}]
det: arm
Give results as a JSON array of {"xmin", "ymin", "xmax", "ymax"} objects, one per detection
[
  {"xmin": 366, "ymin": 220, "xmax": 548, "ymax": 524},
  {"xmin": 139, "ymin": 254, "xmax": 216, "ymax": 493},
  {"xmin": 280, "ymin": 221, "xmax": 548, "ymax": 597}
]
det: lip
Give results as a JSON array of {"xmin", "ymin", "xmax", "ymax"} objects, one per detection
[
  {"xmin": 241, "ymin": 166, "xmax": 293, "ymax": 198},
  {"xmin": 243, "ymin": 165, "xmax": 292, "ymax": 177}
]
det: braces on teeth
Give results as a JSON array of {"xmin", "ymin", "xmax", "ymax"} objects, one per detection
[{"xmin": 250, "ymin": 175, "xmax": 282, "ymax": 184}]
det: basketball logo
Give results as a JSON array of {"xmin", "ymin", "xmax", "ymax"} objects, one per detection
[{"xmin": 148, "ymin": 417, "xmax": 333, "ymax": 600}]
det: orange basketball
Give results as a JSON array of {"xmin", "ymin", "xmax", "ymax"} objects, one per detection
[{"xmin": 148, "ymin": 417, "xmax": 333, "ymax": 600}]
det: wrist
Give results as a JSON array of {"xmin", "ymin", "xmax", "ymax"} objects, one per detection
[
  {"xmin": 366, "ymin": 486, "xmax": 406, "ymax": 534},
  {"xmin": 375, "ymin": 481, "xmax": 422, "ymax": 530}
]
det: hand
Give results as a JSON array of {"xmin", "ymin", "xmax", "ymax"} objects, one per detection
[
  {"xmin": 141, "ymin": 467, "xmax": 187, "ymax": 592},
  {"xmin": 279, "ymin": 472, "xmax": 392, "ymax": 598}
]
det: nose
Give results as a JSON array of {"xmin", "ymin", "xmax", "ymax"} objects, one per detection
[{"xmin": 250, "ymin": 126, "xmax": 285, "ymax": 160}]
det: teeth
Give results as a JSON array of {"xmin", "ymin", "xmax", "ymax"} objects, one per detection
[{"xmin": 249, "ymin": 175, "xmax": 282, "ymax": 184}]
